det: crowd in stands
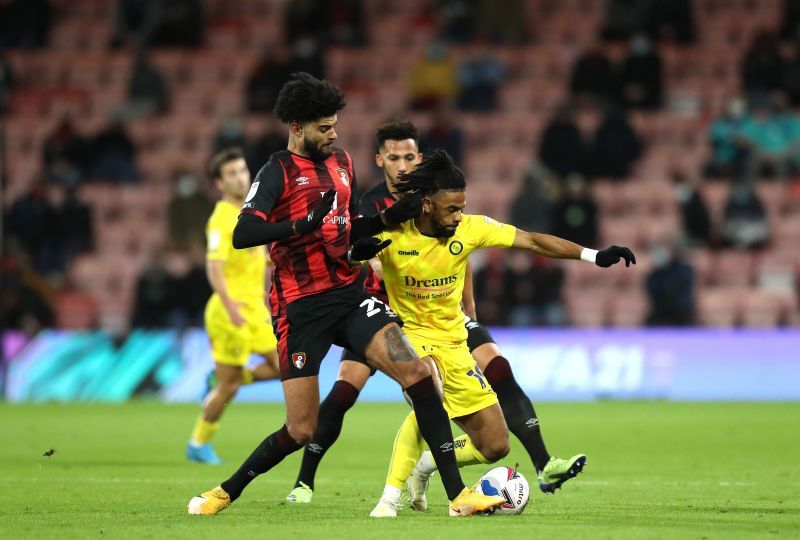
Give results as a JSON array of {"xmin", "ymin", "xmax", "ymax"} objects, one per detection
[{"xmin": 2, "ymin": 0, "xmax": 800, "ymax": 335}]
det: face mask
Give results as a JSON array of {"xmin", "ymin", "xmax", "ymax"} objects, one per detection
[
  {"xmin": 631, "ymin": 37, "xmax": 650, "ymax": 55},
  {"xmin": 177, "ymin": 175, "xmax": 198, "ymax": 197},
  {"xmin": 650, "ymin": 246, "xmax": 670, "ymax": 268},
  {"xmin": 727, "ymin": 99, "xmax": 745, "ymax": 119}
]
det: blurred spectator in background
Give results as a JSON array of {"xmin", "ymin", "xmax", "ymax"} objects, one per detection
[
  {"xmin": 246, "ymin": 46, "xmax": 291, "ymax": 113},
  {"xmin": 285, "ymin": 37, "xmax": 326, "ymax": 80},
  {"xmin": 5, "ymin": 179, "xmax": 51, "ymax": 273},
  {"xmin": 250, "ymin": 118, "xmax": 287, "ymax": 170},
  {"xmin": 621, "ymin": 33, "xmax": 663, "ymax": 110},
  {"xmin": 87, "ymin": 119, "xmax": 139, "ymax": 183},
  {"xmin": 742, "ymin": 31, "xmax": 785, "ymax": 103},
  {"xmin": 570, "ymin": 40, "xmax": 621, "ymax": 105},
  {"xmin": 506, "ymin": 252, "xmax": 567, "ymax": 327},
  {"xmin": 457, "ymin": 44, "xmax": 505, "ymax": 112},
  {"xmin": 111, "ymin": 0, "xmax": 203, "ymax": 49},
  {"xmin": 645, "ymin": 240, "xmax": 695, "ymax": 326},
  {"xmin": 0, "ymin": 249, "xmax": 55, "ymax": 334},
  {"xmin": 721, "ymin": 182, "xmax": 770, "ymax": 250},
  {"xmin": 601, "ymin": 0, "xmax": 653, "ymax": 41},
  {"xmin": 150, "ymin": 0, "xmax": 204, "ymax": 48},
  {"xmin": 285, "ymin": 0, "xmax": 325, "ymax": 46},
  {"xmin": 131, "ymin": 247, "xmax": 175, "ymax": 328},
  {"xmin": 0, "ymin": 0, "xmax": 51, "ymax": 49},
  {"xmin": 438, "ymin": 0, "xmax": 476, "ymax": 44},
  {"xmin": 114, "ymin": 52, "xmax": 169, "ymax": 121},
  {"xmin": 42, "ymin": 117, "xmax": 89, "ymax": 186},
  {"xmin": 780, "ymin": 0, "xmax": 800, "ymax": 41},
  {"xmin": 40, "ymin": 185, "xmax": 94, "ymax": 274},
  {"xmin": 740, "ymin": 98, "xmax": 797, "ymax": 181},
  {"xmin": 474, "ymin": 0, "xmax": 527, "ymax": 45},
  {"xmin": 473, "ymin": 251, "xmax": 506, "ymax": 326},
  {"xmin": 551, "ymin": 173, "xmax": 598, "ymax": 248},
  {"xmin": 510, "ymin": 161, "xmax": 558, "ymax": 233},
  {"xmin": 538, "ymin": 105, "xmax": 587, "ymax": 178},
  {"xmin": 170, "ymin": 240, "xmax": 211, "ymax": 328},
  {"xmin": 419, "ymin": 105, "xmax": 465, "ymax": 164},
  {"xmin": 589, "ymin": 104, "xmax": 643, "ymax": 178},
  {"xmin": 647, "ymin": 0, "xmax": 695, "ymax": 43},
  {"xmin": 212, "ymin": 115, "xmax": 249, "ymax": 157},
  {"xmin": 325, "ymin": 0, "xmax": 366, "ymax": 46},
  {"xmin": 781, "ymin": 42, "xmax": 800, "ymax": 105},
  {"xmin": 672, "ymin": 170, "xmax": 712, "ymax": 248},
  {"xmin": 0, "ymin": 51, "xmax": 13, "ymax": 114},
  {"xmin": 705, "ymin": 96, "xmax": 749, "ymax": 179},
  {"xmin": 409, "ymin": 40, "xmax": 459, "ymax": 111},
  {"xmin": 167, "ymin": 168, "xmax": 213, "ymax": 249}
]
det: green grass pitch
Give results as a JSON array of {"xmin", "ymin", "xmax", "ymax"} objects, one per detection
[{"xmin": 1, "ymin": 401, "xmax": 798, "ymax": 539}]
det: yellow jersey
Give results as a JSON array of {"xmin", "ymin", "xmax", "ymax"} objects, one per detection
[
  {"xmin": 376, "ymin": 214, "xmax": 516, "ymax": 345},
  {"xmin": 206, "ymin": 200, "xmax": 267, "ymax": 307}
]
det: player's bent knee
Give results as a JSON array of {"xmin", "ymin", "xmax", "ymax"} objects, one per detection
[
  {"xmin": 396, "ymin": 358, "xmax": 432, "ymax": 387},
  {"xmin": 286, "ymin": 423, "xmax": 315, "ymax": 445},
  {"xmin": 482, "ymin": 441, "xmax": 511, "ymax": 463}
]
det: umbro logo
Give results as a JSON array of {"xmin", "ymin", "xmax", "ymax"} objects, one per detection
[
  {"xmin": 525, "ymin": 418, "xmax": 539, "ymax": 428},
  {"xmin": 440, "ymin": 442, "xmax": 454, "ymax": 452},
  {"xmin": 308, "ymin": 443, "xmax": 323, "ymax": 453},
  {"xmin": 398, "ymin": 250, "xmax": 419, "ymax": 256},
  {"xmin": 296, "ymin": 176, "xmax": 309, "ymax": 185}
]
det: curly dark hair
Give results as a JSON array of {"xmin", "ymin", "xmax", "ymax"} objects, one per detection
[
  {"xmin": 395, "ymin": 149, "xmax": 466, "ymax": 195},
  {"xmin": 273, "ymin": 72, "xmax": 346, "ymax": 124},
  {"xmin": 374, "ymin": 120, "xmax": 419, "ymax": 151}
]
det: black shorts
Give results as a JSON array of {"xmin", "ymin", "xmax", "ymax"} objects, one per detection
[
  {"xmin": 273, "ymin": 284, "xmax": 401, "ymax": 380},
  {"xmin": 340, "ymin": 314, "xmax": 496, "ymax": 372}
]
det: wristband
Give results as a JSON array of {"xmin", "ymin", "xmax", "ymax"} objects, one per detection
[{"xmin": 580, "ymin": 248, "xmax": 598, "ymax": 263}]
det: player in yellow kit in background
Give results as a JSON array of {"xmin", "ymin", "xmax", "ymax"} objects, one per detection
[
  {"xmin": 186, "ymin": 148, "xmax": 281, "ymax": 464},
  {"xmin": 367, "ymin": 149, "xmax": 636, "ymax": 515}
]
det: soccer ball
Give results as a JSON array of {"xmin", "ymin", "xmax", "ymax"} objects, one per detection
[{"xmin": 475, "ymin": 466, "xmax": 530, "ymax": 515}]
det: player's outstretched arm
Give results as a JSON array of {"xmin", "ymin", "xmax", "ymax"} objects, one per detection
[
  {"xmin": 349, "ymin": 193, "xmax": 423, "ymax": 242},
  {"xmin": 512, "ymin": 230, "xmax": 636, "ymax": 267},
  {"xmin": 233, "ymin": 189, "xmax": 336, "ymax": 248}
]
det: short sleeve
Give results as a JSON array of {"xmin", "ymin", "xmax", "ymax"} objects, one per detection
[
  {"xmin": 206, "ymin": 212, "xmax": 231, "ymax": 261},
  {"xmin": 469, "ymin": 214, "xmax": 517, "ymax": 250},
  {"xmin": 240, "ymin": 157, "xmax": 285, "ymax": 220}
]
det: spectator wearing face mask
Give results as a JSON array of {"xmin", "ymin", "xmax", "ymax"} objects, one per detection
[
  {"xmin": 167, "ymin": 169, "xmax": 214, "ymax": 250},
  {"xmin": 621, "ymin": 33, "xmax": 663, "ymax": 110},
  {"xmin": 721, "ymin": 182, "xmax": 770, "ymax": 250},
  {"xmin": 705, "ymin": 96, "xmax": 750, "ymax": 179}
]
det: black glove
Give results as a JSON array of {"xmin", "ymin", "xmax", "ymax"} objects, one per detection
[
  {"xmin": 382, "ymin": 193, "xmax": 423, "ymax": 226},
  {"xmin": 349, "ymin": 237, "xmax": 392, "ymax": 261},
  {"xmin": 293, "ymin": 189, "xmax": 336, "ymax": 235},
  {"xmin": 596, "ymin": 245, "xmax": 637, "ymax": 268}
]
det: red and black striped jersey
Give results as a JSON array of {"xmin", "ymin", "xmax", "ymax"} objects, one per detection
[
  {"xmin": 240, "ymin": 148, "xmax": 360, "ymax": 313},
  {"xmin": 358, "ymin": 180, "xmax": 396, "ymax": 302}
]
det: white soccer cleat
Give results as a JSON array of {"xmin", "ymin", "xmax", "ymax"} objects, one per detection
[
  {"xmin": 369, "ymin": 496, "xmax": 403, "ymax": 518},
  {"xmin": 405, "ymin": 470, "xmax": 432, "ymax": 511}
]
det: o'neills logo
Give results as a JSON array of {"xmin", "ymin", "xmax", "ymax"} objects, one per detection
[
  {"xmin": 398, "ymin": 249, "xmax": 419, "ymax": 256},
  {"xmin": 404, "ymin": 274, "xmax": 458, "ymax": 288}
]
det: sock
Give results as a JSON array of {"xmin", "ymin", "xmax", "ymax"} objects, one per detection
[
  {"xmin": 380, "ymin": 484, "xmax": 401, "ymax": 502},
  {"xmin": 220, "ymin": 424, "xmax": 302, "ymax": 501},
  {"xmin": 385, "ymin": 411, "xmax": 424, "ymax": 489},
  {"xmin": 405, "ymin": 376, "xmax": 465, "ymax": 501},
  {"xmin": 293, "ymin": 380, "xmax": 360, "ymax": 490},
  {"xmin": 241, "ymin": 369, "xmax": 254, "ymax": 385},
  {"xmin": 483, "ymin": 356, "xmax": 551, "ymax": 472},
  {"xmin": 416, "ymin": 434, "xmax": 490, "ymax": 476},
  {"xmin": 190, "ymin": 417, "xmax": 219, "ymax": 446}
]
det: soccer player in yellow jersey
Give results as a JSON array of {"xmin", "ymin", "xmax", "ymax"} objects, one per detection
[
  {"xmin": 186, "ymin": 148, "xmax": 281, "ymax": 464},
  {"xmin": 368, "ymin": 149, "xmax": 635, "ymax": 515}
]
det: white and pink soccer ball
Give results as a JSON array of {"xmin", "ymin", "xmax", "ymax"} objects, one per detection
[{"xmin": 475, "ymin": 466, "xmax": 530, "ymax": 515}]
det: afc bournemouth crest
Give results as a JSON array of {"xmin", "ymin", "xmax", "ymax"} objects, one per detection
[
  {"xmin": 449, "ymin": 240, "xmax": 463, "ymax": 255},
  {"xmin": 292, "ymin": 352, "xmax": 307, "ymax": 369},
  {"xmin": 335, "ymin": 168, "xmax": 350, "ymax": 186}
]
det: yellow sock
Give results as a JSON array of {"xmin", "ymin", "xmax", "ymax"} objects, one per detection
[
  {"xmin": 453, "ymin": 434, "xmax": 490, "ymax": 467},
  {"xmin": 385, "ymin": 411, "xmax": 424, "ymax": 489},
  {"xmin": 241, "ymin": 369, "xmax": 254, "ymax": 385},
  {"xmin": 190, "ymin": 416, "xmax": 220, "ymax": 446}
]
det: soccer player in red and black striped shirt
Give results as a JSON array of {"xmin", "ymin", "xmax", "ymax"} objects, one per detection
[{"xmin": 187, "ymin": 73, "xmax": 505, "ymax": 517}]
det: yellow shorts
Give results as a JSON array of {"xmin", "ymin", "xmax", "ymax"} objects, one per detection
[
  {"xmin": 205, "ymin": 295, "xmax": 277, "ymax": 367},
  {"xmin": 406, "ymin": 334, "xmax": 498, "ymax": 419}
]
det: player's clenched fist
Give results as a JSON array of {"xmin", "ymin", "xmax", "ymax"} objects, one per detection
[
  {"xmin": 349, "ymin": 237, "xmax": 392, "ymax": 262},
  {"xmin": 595, "ymin": 245, "xmax": 636, "ymax": 268}
]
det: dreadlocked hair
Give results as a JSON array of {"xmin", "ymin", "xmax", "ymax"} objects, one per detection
[
  {"xmin": 273, "ymin": 72, "xmax": 346, "ymax": 124},
  {"xmin": 394, "ymin": 149, "xmax": 466, "ymax": 196}
]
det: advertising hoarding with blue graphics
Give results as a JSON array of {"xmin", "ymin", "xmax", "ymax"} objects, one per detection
[{"xmin": 3, "ymin": 329, "xmax": 800, "ymax": 402}]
